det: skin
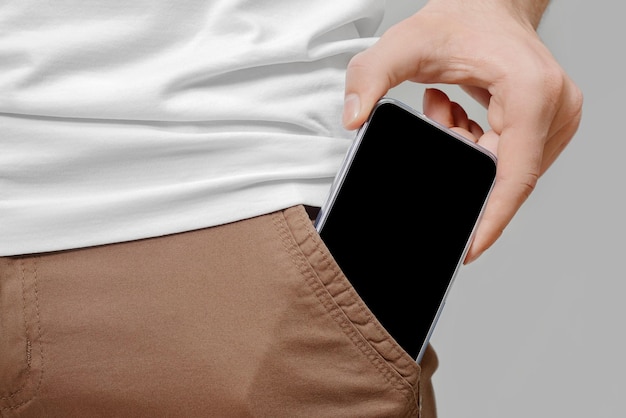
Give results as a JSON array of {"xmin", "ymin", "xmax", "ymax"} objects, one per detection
[{"xmin": 343, "ymin": 0, "xmax": 583, "ymax": 263}]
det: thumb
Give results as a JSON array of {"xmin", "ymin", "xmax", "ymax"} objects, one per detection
[
  {"xmin": 342, "ymin": 23, "xmax": 427, "ymax": 130},
  {"xmin": 342, "ymin": 47, "xmax": 394, "ymax": 130}
]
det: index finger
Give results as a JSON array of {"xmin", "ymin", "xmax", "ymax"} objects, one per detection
[{"xmin": 465, "ymin": 92, "xmax": 553, "ymax": 263}]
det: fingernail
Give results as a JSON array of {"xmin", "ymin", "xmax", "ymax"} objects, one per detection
[
  {"xmin": 464, "ymin": 251, "xmax": 482, "ymax": 265},
  {"xmin": 343, "ymin": 94, "xmax": 361, "ymax": 126}
]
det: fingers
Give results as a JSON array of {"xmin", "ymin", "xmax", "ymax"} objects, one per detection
[
  {"xmin": 539, "ymin": 77, "xmax": 584, "ymax": 174},
  {"xmin": 423, "ymin": 85, "xmax": 542, "ymax": 264},
  {"xmin": 540, "ymin": 113, "xmax": 581, "ymax": 174},
  {"xmin": 461, "ymin": 85, "xmax": 491, "ymax": 109},
  {"xmin": 421, "ymin": 81, "xmax": 581, "ymax": 265},
  {"xmin": 465, "ymin": 114, "xmax": 545, "ymax": 263},
  {"xmin": 423, "ymin": 88, "xmax": 484, "ymax": 141},
  {"xmin": 465, "ymin": 71, "xmax": 583, "ymax": 262},
  {"xmin": 423, "ymin": 88, "xmax": 456, "ymax": 127},
  {"xmin": 421, "ymin": 88, "xmax": 495, "ymax": 264}
]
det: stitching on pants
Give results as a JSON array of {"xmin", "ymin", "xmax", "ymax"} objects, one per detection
[
  {"xmin": 0, "ymin": 261, "xmax": 31, "ymax": 401},
  {"xmin": 0, "ymin": 259, "xmax": 45, "ymax": 411},
  {"xmin": 31, "ymin": 259, "xmax": 45, "ymax": 402},
  {"xmin": 273, "ymin": 209, "xmax": 419, "ymax": 414},
  {"xmin": 297, "ymin": 213, "xmax": 420, "ymax": 415}
]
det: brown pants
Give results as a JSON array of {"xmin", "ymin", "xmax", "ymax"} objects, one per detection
[{"xmin": 0, "ymin": 205, "xmax": 437, "ymax": 417}]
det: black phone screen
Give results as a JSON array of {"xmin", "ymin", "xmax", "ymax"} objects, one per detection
[{"xmin": 316, "ymin": 100, "xmax": 497, "ymax": 361}]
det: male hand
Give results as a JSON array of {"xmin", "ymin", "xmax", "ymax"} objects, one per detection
[{"xmin": 343, "ymin": 0, "xmax": 583, "ymax": 262}]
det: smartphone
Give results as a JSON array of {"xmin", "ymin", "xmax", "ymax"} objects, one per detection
[{"xmin": 314, "ymin": 97, "xmax": 497, "ymax": 363}]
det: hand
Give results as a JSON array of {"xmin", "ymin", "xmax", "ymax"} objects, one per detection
[{"xmin": 343, "ymin": 0, "xmax": 583, "ymax": 263}]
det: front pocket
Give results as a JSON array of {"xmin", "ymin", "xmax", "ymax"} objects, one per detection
[
  {"xmin": 306, "ymin": 226, "xmax": 421, "ymax": 380},
  {"xmin": 0, "ymin": 257, "xmax": 44, "ymax": 413},
  {"xmin": 279, "ymin": 206, "xmax": 421, "ymax": 394}
]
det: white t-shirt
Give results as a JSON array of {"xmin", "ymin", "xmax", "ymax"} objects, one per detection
[{"xmin": 0, "ymin": 0, "xmax": 384, "ymax": 255}]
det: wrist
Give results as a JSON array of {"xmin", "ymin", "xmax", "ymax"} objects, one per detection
[
  {"xmin": 506, "ymin": 0, "xmax": 550, "ymax": 28},
  {"xmin": 424, "ymin": 0, "xmax": 549, "ymax": 29}
]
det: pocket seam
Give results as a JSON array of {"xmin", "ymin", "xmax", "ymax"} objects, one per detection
[
  {"xmin": 0, "ymin": 258, "xmax": 44, "ymax": 411},
  {"xmin": 274, "ymin": 207, "xmax": 420, "ymax": 413}
]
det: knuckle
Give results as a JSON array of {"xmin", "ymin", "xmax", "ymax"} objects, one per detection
[
  {"xmin": 346, "ymin": 49, "xmax": 395, "ymax": 93},
  {"xmin": 346, "ymin": 51, "xmax": 369, "ymax": 71},
  {"xmin": 568, "ymin": 84, "xmax": 584, "ymax": 121},
  {"xmin": 499, "ymin": 170, "xmax": 539, "ymax": 203},
  {"xmin": 518, "ymin": 171, "xmax": 539, "ymax": 200},
  {"xmin": 541, "ymin": 65, "xmax": 565, "ymax": 91}
]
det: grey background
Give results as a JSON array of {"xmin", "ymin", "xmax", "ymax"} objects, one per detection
[{"xmin": 380, "ymin": 1, "xmax": 623, "ymax": 417}]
